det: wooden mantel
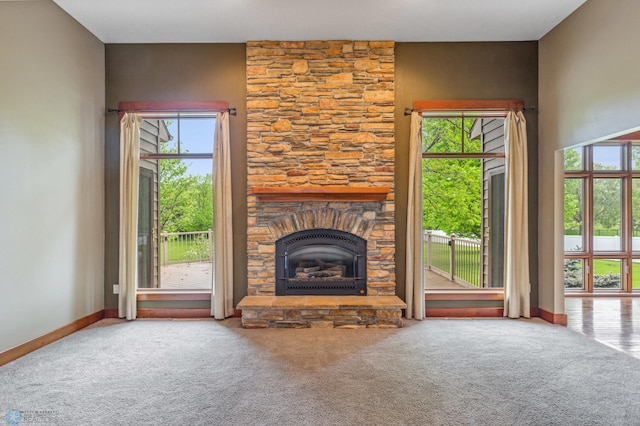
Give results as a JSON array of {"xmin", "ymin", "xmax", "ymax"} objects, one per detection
[{"xmin": 251, "ymin": 186, "xmax": 390, "ymax": 202}]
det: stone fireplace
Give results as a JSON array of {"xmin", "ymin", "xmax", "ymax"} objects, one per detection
[{"xmin": 237, "ymin": 40, "xmax": 406, "ymax": 328}]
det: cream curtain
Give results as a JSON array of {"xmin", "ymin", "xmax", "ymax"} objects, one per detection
[
  {"xmin": 503, "ymin": 111, "xmax": 530, "ymax": 318},
  {"xmin": 212, "ymin": 112, "xmax": 234, "ymax": 318},
  {"xmin": 118, "ymin": 113, "xmax": 141, "ymax": 320},
  {"xmin": 405, "ymin": 111, "xmax": 425, "ymax": 320}
]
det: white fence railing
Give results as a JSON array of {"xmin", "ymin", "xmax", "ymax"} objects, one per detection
[
  {"xmin": 564, "ymin": 235, "xmax": 640, "ymax": 251},
  {"xmin": 424, "ymin": 231, "xmax": 482, "ymax": 288},
  {"xmin": 161, "ymin": 230, "xmax": 213, "ymax": 265}
]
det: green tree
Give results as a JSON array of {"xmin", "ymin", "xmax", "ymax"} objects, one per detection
[
  {"xmin": 563, "ymin": 147, "xmax": 623, "ymax": 238},
  {"xmin": 563, "ymin": 147, "xmax": 583, "ymax": 171},
  {"xmin": 176, "ymin": 174, "xmax": 213, "ymax": 232},
  {"xmin": 563, "ymin": 178, "xmax": 583, "ymax": 235},
  {"xmin": 422, "ymin": 118, "xmax": 482, "ymax": 238},
  {"xmin": 563, "ymin": 149, "xmax": 583, "ymax": 236},
  {"xmin": 159, "ymin": 157, "xmax": 195, "ymax": 232},
  {"xmin": 592, "ymin": 177, "xmax": 620, "ymax": 234},
  {"xmin": 633, "ymin": 179, "xmax": 640, "ymax": 237},
  {"xmin": 159, "ymin": 141, "xmax": 213, "ymax": 233},
  {"xmin": 633, "ymin": 146, "xmax": 640, "ymax": 238}
]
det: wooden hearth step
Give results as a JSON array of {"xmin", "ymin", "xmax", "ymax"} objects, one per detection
[{"xmin": 237, "ymin": 296, "xmax": 407, "ymax": 329}]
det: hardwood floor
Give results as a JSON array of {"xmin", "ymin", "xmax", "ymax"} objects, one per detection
[{"xmin": 565, "ymin": 297, "xmax": 640, "ymax": 359}]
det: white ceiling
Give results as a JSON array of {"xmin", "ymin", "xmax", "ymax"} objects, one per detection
[{"xmin": 52, "ymin": 0, "xmax": 587, "ymax": 44}]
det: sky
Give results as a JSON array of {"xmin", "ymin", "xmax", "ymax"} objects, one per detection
[
  {"xmin": 568, "ymin": 144, "xmax": 638, "ymax": 170},
  {"xmin": 592, "ymin": 145, "xmax": 622, "ymax": 169},
  {"xmin": 164, "ymin": 117, "xmax": 215, "ymax": 176}
]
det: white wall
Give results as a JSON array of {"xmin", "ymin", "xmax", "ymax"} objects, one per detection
[
  {"xmin": 539, "ymin": 0, "xmax": 640, "ymax": 314},
  {"xmin": 0, "ymin": 1, "xmax": 105, "ymax": 353}
]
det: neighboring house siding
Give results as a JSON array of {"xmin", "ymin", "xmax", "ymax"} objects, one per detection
[
  {"xmin": 139, "ymin": 120, "xmax": 162, "ymax": 287},
  {"xmin": 480, "ymin": 118, "xmax": 505, "ymax": 287}
]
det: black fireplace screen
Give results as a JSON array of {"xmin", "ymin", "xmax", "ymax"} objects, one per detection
[{"xmin": 275, "ymin": 229, "xmax": 366, "ymax": 296}]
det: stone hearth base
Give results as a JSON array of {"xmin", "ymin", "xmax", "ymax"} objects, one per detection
[{"xmin": 236, "ymin": 296, "xmax": 407, "ymax": 328}]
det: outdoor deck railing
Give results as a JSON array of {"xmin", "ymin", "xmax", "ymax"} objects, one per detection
[
  {"xmin": 161, "ymin": 230, "xmax": 213, "ymax": 265},
  {"xmin": 424, "ymin": 231, "xmax": 481, "ymax": 288}
]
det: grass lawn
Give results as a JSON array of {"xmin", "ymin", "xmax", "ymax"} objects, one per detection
[
  {"xmin": 593, "ymin": 259, "xmax": 640, "ymax": 289},
  {"xmin": 160, "ymin": 237, "xmax": 211, "ymax": 264}
]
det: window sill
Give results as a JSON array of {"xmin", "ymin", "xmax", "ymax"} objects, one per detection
[
  {"xmin": 425, "ymin": 289, "xmax": 504, "ymax": 301},
  {"xmin": 137, "ymin": 289, "xmax": 211, "ymax": 302}
]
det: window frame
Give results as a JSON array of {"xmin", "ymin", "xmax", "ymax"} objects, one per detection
[
  {"xmin": 420, "ymin": 113, "xmax": 506, "ymax": 291},
  {"xmin": 118, "ymin": 101, "xmax": 228, "ymax": 298},
  {"xmin": 564, "ymin": 142, "xmax": 640, "ymax": 294}
]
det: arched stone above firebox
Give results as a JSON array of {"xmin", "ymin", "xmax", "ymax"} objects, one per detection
[{"xmin": 267, "ymin": 208, "xmax": 375, "ymax": 241}]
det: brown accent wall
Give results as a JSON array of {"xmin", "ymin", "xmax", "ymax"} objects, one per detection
[
  {"xmin": 104, "ymin": 44, "xmax": 247, "ymax": 308},
  {"xmin": 104, "ymin": 41, "xmax": 539, "ymax": 311},
  {"xmin": 394, "ymin": 42, "xmax": 539, "ymax": 305}
]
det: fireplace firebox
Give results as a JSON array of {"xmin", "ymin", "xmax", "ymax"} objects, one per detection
[{"xmin": 275, "ymin": 229, "xmax": 366, "ymax": 296}]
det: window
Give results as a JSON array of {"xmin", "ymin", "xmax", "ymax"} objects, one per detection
[
  {"xmin": 563, "ymin": 142, "xmax": 640, "ymax": 293},
  {"xmin": 422, "ymin": 115, "xmax": 505, "ymax": 290},
  {"xmin": 137, "ymin": 114, "xmax": 216, "ymax": 290}
]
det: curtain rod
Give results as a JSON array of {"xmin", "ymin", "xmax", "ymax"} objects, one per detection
[
  {"xmin": 107, "ymin": 107, "xmax": 237, "ymax": 116},
  {"xmin": 404, "ymin": 106, "xmax": 536, "ymax": 116}
]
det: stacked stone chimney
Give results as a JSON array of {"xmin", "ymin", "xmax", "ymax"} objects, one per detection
[{"xmin": 246, "ymin": 40, "xmax": 396, "ymax": 297}]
